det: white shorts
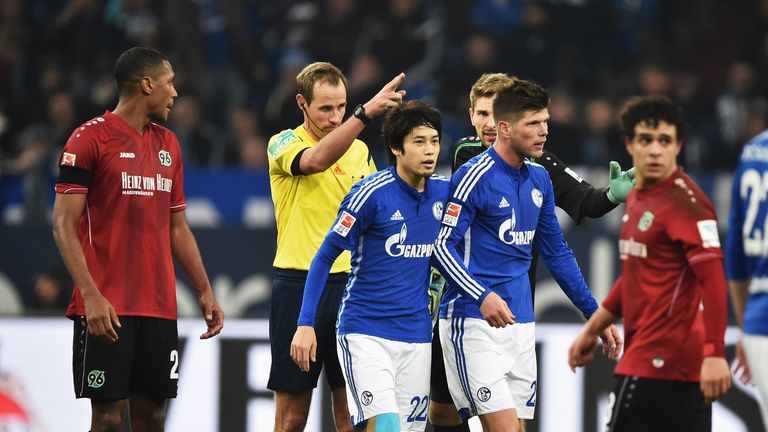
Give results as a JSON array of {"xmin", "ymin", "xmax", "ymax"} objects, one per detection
[
  {"xmin": 337, "ymin": 333, "xmax": 431, "ymax": 431},
  {"xmin": 439, "ymin": 317, "xmax": 537, "ymax": 420},
  {"xmin": 743, "ymin": 334, "xmax": 768, "ymax": 428}
]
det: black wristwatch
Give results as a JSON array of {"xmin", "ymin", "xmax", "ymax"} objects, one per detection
[{"xmin": 353, "ymin": 104, "xmax": 372, "ymax": 124}]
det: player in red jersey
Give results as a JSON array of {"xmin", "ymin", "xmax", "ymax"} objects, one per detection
[
  {"xmin": 568, "ymin": 95, "xmax": 731, "ymax": 431},
  {"xmin": 52, "ymin": 47, "xmax": 224, "ymax": 432}
]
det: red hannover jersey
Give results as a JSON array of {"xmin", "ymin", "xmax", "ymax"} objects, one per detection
[
  {"xmin": 603, "ymin": 168, "xmax": 724, "ymax": 382},
  {"xmin": 56, "ymin": 111, "xmax": 186, "ymax": 319}
]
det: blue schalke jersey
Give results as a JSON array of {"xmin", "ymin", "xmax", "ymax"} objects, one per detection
[
  {"xmin": 725, "ymin": 130, "xmax": 768, "ymax": 336},
  {"xmin": 298, "ymin": 166, "xmax": 449, "ymax": 343},
  {"xmin": 434, "ymin": 146, "xmax": 597, "ymax": 322}
]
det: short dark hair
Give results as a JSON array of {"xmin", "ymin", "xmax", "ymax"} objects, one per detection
[
  {"xmin": 296, "ymin": 62, "xmax": 348, "ymax": 104},
  {"xmin": 619, "ymin": 95, "xmax": 688, "ymax": 142},
  {"xmin": 114, "ymin": 47, "xmax": 169, "ymax": 94},
  {"xmin": 381, "ymin": 100, "xmax": 442, "ymax": 165},
  {"xmin": 492, "ymin": 79, "xmax": 549, "ymax": 124}
]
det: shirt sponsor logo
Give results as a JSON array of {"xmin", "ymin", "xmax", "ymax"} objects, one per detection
[
  {"xmin": 61, "ymin": 152, "xmax": 76, "ymax": 166},
  {"xmin": 158, "ymin": 150, "xmax": 172, "ymax": 167},
  {"xmin": 498, "ymin": 209, "xmax": 535, "ymax": 245},
  {"xmin": 443, "ymin": 202, "xmax": 462, "ymax": 227},
  {"xmin": 619, "ymin": 237, "xmax": 647, "ymax": 259},
  {"xmin": 531, "ymin": 189, "xmax": 543, "ymax": 208},
  {"xmin": 121, "ymin": 172, "xmax": 173, "ymax": 196},
  {"xmin": 333, "ymin": 211, "xmax": 356, "ymax": 237},
  {"xmin": 120, "ymin": 152, "xmax": 135, "ymax": 159},
  {"xmin": 697, "ymin": 219, "xmax": 720, "ymax": 248},
  {"xmin": 384, "ymin": 223, "xmax": 434, "ymax": 258},
  {"xmin": 432, "ymin": 201, "xmax": 444, "ymax": 220},
  {"xmin": 637, "ymin": 211, "xmax": 654, "ymax": 232}
]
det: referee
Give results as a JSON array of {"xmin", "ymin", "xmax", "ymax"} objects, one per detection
[{"xmin": 266, "ymin": 61, "xmax": 405, "ymax": 432}]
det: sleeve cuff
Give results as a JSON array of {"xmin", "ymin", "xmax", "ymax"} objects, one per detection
[
  {"xmin": 703, "ymin": 342, "xmax": 725, "ymax": 357},
  {"xmin": 605, "ymin": 187, "xmax": 620, "ymax": 205},
  {"xmin": 475, "ymin": 289, "xmax": 491, "ymax": 306}
]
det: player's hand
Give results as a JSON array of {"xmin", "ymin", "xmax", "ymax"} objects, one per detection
[
  {"xmin": 479, "ymin": 292, "xmax": 515, "ymax": 328},
  {"xmin": 732, "ymin": 337, "xmax": 752, "ymax": 385},
  {"xmin": 599, "ymin": 324, "xmax": 623, "ymax": 360},
  {"xmin": 290, "ymin": 326, "xmax": 318, "ymax": 373},
  {"xmin": 700, "ymin": 356, "xmax": 732, "ymax": 403},
  {"xmin": 568, "ymin": 331, "xmax": 598, "ymax": 372},
  {"xmin": 82, "ymin": 289, "xmax": 121, "ymax": 343},
  {"xmin": 606, "ymin": 161, "xmax": 636, "ymax": 204},
  {"xmin": 428, "ymin": 267, "xmax": 445, "ymax": 320},
  {"xmin": 363, "ymin": 73, "xmax": 407, "ymax": 117},
  {"xmin": 198, "ymin": 291, "xmax": 224, "ymax": 339}
]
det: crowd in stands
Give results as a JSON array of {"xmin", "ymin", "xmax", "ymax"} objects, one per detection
[{"xmin": 0, "ymin": 0, "xmax": 765, "ymax": 315}]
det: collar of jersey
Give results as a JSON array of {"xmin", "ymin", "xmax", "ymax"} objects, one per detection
[
  {"xmin": 487, "ymin": 146, "xmax": 530, "ymax": 179},
  {"xmin": 388, "ymin": 165, "xmax": 431, "ymax": 202},
  {"xmin": 636, "ymin": 166, "xmax": 683, "ymax": 196}
]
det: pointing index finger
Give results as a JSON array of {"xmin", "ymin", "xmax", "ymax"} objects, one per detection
[{"xmin": 384, "ymin": 73, "xmax": 405, "ymax": 91}]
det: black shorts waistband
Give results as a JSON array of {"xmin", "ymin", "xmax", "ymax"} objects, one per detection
[{"xmin": 275, "ymin": 268, "xmax": 349, "ymax": 284}]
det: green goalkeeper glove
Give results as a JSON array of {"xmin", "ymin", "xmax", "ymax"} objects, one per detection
[
  {"xmin": 606, "ymin": 161, "xmax": 636, "ymax": 204},
  {"xmin": 428, "ymin": 267, "xmax": 445, "ymax": 320}
]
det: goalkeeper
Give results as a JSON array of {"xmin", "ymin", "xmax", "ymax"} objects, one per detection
[{"xmin": 428, "ymin": 73, "xmax": 635, "ymax": 432}]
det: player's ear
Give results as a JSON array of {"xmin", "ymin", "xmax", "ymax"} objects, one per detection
[
  {"xmin": 296, "ymin": 94, "xmax": 306, "ymax": 110},
  {"xmin": 140, "ymin": 76, "xmax": 153, "ymax": 95},
  {"xmin": 497, "ymin": 120, "xmax": 509, "ymax": 136}
]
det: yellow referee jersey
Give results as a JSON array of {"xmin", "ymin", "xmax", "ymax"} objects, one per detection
[{"xmin": 268, "ymin": 125, "xmax": 376, "ymax": 273}]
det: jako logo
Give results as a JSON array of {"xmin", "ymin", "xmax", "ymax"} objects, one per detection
[{"xmin": 120, "ymin": 152, "xmax": 136, "ymax": 159}]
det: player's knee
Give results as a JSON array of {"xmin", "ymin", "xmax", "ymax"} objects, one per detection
[
  {"xmin": 90, "ymin": 411, "xmax": 124, "ymax": 432},
  {"xmin": 274, "ymin": 409, "xmax": 309, "ymax": 432},
  {"xmin": 429, "ymin": 401, "xmax": 463, "ymax": 426},
  {"xmin": 373, "ymin": 413, "xmax": 399, "ymax": 432},
  {"xmin": 148, "ymin": 407, "xmax": 166, "ymax": 430}
]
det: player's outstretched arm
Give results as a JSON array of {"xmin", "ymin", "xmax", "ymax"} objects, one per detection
[
  {"xmin": 53, "ymin": 192, "xmax": 121, "ymax": 343},
  {"xmin": 299, "ymin": 73, "xmax": 407, "ymax": 174},
  {"xmin": 170, "ymin": 211, "xmax": 224, "ymax": 339}
]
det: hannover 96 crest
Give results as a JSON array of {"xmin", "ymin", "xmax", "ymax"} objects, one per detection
[
  {"xmin": 637, "ymin": 211, "xmax": 654, "ymax": 232},
  {"xmin": 158, "ymin": 150, "xmax": 172, "ymax": 167}
]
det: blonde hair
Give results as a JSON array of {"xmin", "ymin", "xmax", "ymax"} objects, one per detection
[
  {"xmin": 296, "ymin": 62, "xmax": 348, "ymax": 104},
  {"xmin": 469, "ymin": 73, "xmax": 518, "ymax": 109}
]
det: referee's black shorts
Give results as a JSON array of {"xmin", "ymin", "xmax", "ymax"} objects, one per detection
[
  {"xmin": 605, "ymin": 375, "xmax": 711, "ymax": 432},
  {"xmin": 268, "ymin": 268, "xmax": 348, "ymax": 392}
]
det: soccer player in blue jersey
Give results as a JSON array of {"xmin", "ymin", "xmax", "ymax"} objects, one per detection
[
  {"xmin": 726, "ymin": 128, "xmax": 768, "ymax": 428},
  {"xmin": 290, "ymin": 100, "xmax": 450, "ymax": 432},
  {"xmin": 433, "ymin": 79, "xmax": 620, "ymax": 431}
]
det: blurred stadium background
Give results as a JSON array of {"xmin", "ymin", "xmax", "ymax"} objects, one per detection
[{"xmin": 0, "ymin": 0, "xmax": 765, "ymax": 430}]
